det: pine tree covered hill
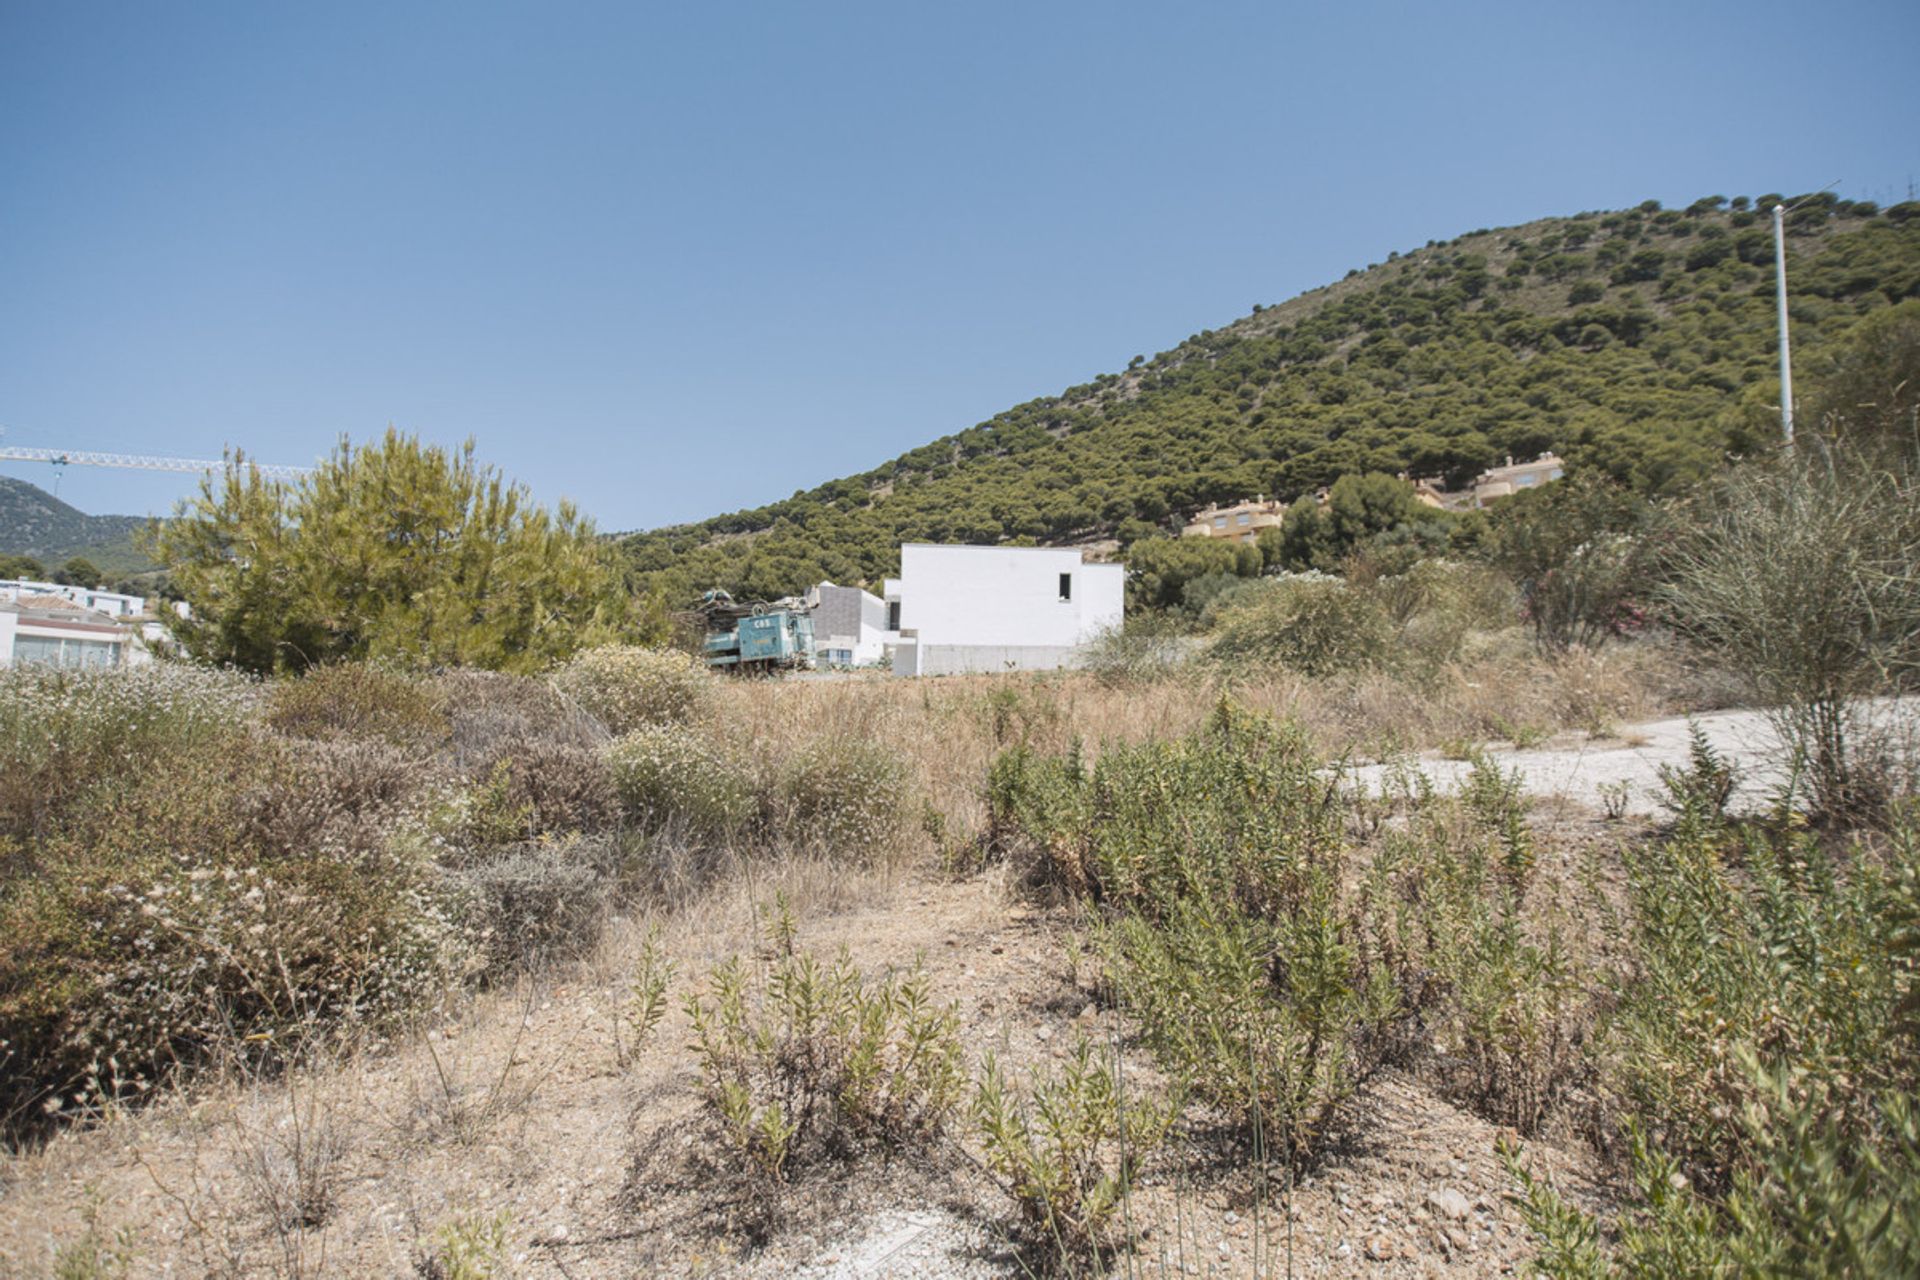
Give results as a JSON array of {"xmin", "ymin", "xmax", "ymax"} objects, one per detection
[
  {"xmin": 0, "ymin": 475, "xmax": 155, "ymax": 575},
  {"xmin": 618, "ymin": 194, "xmax": 1920, "ymax": 601}
]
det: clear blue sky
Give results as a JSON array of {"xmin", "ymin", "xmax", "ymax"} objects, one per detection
[{"xmin": 3, "ymin": 1, "xmax": 1916, "ymax": 529}]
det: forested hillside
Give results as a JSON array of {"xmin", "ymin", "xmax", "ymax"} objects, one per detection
[
  {"xmin": 0, "ymin": 475, "xmax": 155, "ymax": 576},
  {"xmin": 619, "ymin": 194, "xmax": 1920, "ymax": 599}
]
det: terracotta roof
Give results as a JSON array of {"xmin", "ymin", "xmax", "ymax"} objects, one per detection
[{"xmin": 16, "ymin": 593, "xmax": 89, "ymax": 612}]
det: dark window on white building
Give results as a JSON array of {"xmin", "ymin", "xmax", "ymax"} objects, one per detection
[{"xmin": 1058, "ymin": 572, "xmax": 1073, "ymax": 601}]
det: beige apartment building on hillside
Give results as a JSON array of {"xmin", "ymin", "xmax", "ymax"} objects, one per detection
[
  {"xmin": 1470, "ymin": 452, "xmax": 1565, "ymax": 506},
  {"xmin": 1181, "ymin": 496, "xmax": 1286, "ymax": 544}
]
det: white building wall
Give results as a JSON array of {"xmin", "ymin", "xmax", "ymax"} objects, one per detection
[
  {"xmin": 884, "ymin": 545, "xmax": 1124, "ymax": 675},
  {"xmin": 0, "ymin": 610, "xmax": 16, "ymax": 667}
]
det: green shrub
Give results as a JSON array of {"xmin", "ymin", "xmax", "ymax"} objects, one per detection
[
  {"xmin": 551, "ymin": 645, "xmax": 711, "ymax": 734},
  {"xmin": 447, "ymin": 741, "xmax": 619, "ymax": 845},
  {"xmin": 985, "ymin": 741, "xmax": 1092, "ymax": 894},
  {"xmin": 684, "ymin": 908, "xmax": 964, "ymax": 1182},
  {"xmin": 1510, "ymin": 813, "xmax": 1920, "ymax": 1274},
  {"xmin": 1512, "ymin": 1072, "xmax": 1920, "ymax": 1277},
  {"xmin": 1358, "ymin": 558, "xmax": 1518, "ymax": 668},
  {"xmin": 604, "ymin": 724, "xmax": 754, "ymax": 838},
  {"xmin": 49, "ymin": 1190, "xmax": 137, "ymax": 1280},
  {"xmin": 1097, "ymin": 887, "xmax": 1400, "ymax": 1160},
  {"xmin": 775, "ymin": 736, "xmax": 909, "ymax": 857},
  {"xmin": 997, "ymin": 704, "xmax": 1402, "ymax": 1157},
  {"xmin": 1205, "ymin": 574, "xmax": 1392, "ymax": 675},
  {"xmin": 1661, "ymin": 443, "xmax": 1920, "ymax": 824},
  {"xmin": 975, "ymin": 1037, "xmax": 1176, "ymax": 1263},
  {"xmin": 420, "ymin": 1209, "xmax": 513, "ymax": 1280},
  {"xmin": 1079, "ymin": 617, "xmax": 1190, "ymax": 687},
  {"xmin": 1369, "ymin": 767, "xmax": 1589, "ymax": 1134},
  {"xmin": 1607, "ymin": 820, "xmax": 1918, "ymax": 1193},
  {"xmin": 1478, "ymin": 472, "xmax": 1649, "ymax": 652}
]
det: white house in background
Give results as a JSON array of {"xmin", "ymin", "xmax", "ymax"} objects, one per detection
[
  {"xmin": 0, "ymin": 578, "xmax": 146, "ymax": 618},
  {"xmin": 806, "ymin": 582, "xmax": 895, "ymax": 666},
  {"xmin": 0, "ymin": 580, "xmax": 185, "ymax": 666},
  {"xmin": 882, "ymin": 544, "xmax": 1124, "ymax": 677},
  {"xmin": 0, "ymin": 595, "xmax": 141, "ymax": 668}
]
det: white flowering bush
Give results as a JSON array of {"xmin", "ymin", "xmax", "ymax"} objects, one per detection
[
  {"xmin": 0, "ymin": 663, "xmax": 258, "ymax": 841},
  {"xmin": 0, "ymin": 665, "xmax": 483, "ymax": 1134},
  {"xmin": 1, "ymin": 749, "xmax": 469, "ymax": 1128},
  {"xmin": 605, "ymin": 724, "xmax": 754, "ymax": 837},
  {"xmin": 551, "ymin": 645, "xmax": 711, "ymax": 734},
  {"xmin": 775, "ymin": 737, "xmax": 909, "ymax": 858}
]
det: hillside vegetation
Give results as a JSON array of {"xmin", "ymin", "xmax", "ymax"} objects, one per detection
[
  {"xmin": 0, "ymin": 476, "xmax": 155, "ymax": 577},
  {"xmin": 620, "ymin": 194, "xmax": 1920, "ymax": 599}
]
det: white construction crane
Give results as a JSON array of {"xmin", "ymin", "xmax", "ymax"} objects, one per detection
[{"xmin": 0, "ymin": 442, "xmax": 314, "ymax": 480}]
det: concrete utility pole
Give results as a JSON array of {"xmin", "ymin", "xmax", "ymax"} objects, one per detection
[{"xmin": 1773, "ymin": 203, "xmax": 1795, "ymax": 446}]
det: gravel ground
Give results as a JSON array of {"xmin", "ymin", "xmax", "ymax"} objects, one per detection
[{"xmin": 1346, "ymin": 698, "xmax": 1918, "ymax": 818}]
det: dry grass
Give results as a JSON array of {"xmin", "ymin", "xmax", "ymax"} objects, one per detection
[
  {"xmin": 703, "ymin": 635, "xmax": 1688, "ymax": 840},
  {"xmin": 0, "ymin": 636, "xmax": 1707, "ymax": 1277}
]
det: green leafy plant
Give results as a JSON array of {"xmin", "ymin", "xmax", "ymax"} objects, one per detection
[
  {"xmin": 614, "ymin": 925, "xmax": 677, "ymax": 1069},
  {"xmin": 420, "ymin": 1209, "xmax": 512, "ymax": 1280},
  {"xmin": 1654, "ymin": 721, "xmax": 1737, "ymax": 823},
  {"xmin": 974, "ymin": 1038, "xmax": 1176, "ymax": 1265},
  {"xmin": 50, "ymin": 1189, "xmax": 137, "ymax": 1280},
  {"xmin": 684, "ymin": 909, "xmax": 964, "ymax": 1182}
]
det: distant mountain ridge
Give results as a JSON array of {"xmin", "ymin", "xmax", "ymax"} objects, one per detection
[
  {"xmin": 0, "ymin": 475, "xmax": 156, "ymax": 575},
  {"xmin": 619, "ymin": 193, "xmax": 1920, "ymax": 599}
]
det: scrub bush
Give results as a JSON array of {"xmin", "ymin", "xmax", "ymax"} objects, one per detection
[
  {"xmin": 0, "ymin": 666, "xmax": 475, "ymax": 1134},
  {"xmin": 465, "ymin": 740, "xmax": 619, "ymax": 841},
  {"xmin": 1511, "ymin": 812, "xmax": 1920, "ymax": 1274},
  {"xmin": 774, "ymin": 736, "xmax": 909, "ymax": 857},
  {"xmin": 1607, "ymin": 819, "xmax": 1919, "ymax": 1193},
  {"xmin": 265, "ymin": 662, "xmax": 448, "ymax": 747},
  {"xmin": 446, "ymin": 839, "xmax": 617, "ymax": 975},
  {"xmin": 1205, "ymin": 575, "xmax": 1393, "ymax": 675},
  {"xmin": 435, "ymin": 668, "xmax": 608, "ymax": 764},
  {"xmin": 0, "ymin": 664, "xmax": 256, "ymax": 844},
  {"xmin": 1370, "ymin": 767, "xmax": 1590, "ymax": 1133},
  {"xmin": 552, "ymin": 645, "xmax": 711, "ymax": 734},
  {"xmin": 1, "ymin": 795, "xmax": 466, "ymax": 1127},
  {"xmin": 994, "ymin": 704, "xmax": 1403, "ymax": 1158},
  {"xmin": 1662, "ymin": 442, "xmax": 1920, "ymax": 824},
  {"xmin": 684, "ymin": 911, "xmax": 965, "ymax": 1182},
  {"xmin": 604, "ymin": 724, "xmax": 754, "ymax": 838}
]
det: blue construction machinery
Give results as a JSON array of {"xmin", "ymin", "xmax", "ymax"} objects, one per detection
[{"xmin": 692, "ymin": 590, "xmax": 816, "ymax": 674}]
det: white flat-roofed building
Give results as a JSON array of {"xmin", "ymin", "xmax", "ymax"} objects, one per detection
[
  {"xmin": 883, "ymin": 544, "xmax": 1124, "ymax": 677},
  {"xmin": 0, "ymin": 578, "xmax": 146, "ymax": 618}
]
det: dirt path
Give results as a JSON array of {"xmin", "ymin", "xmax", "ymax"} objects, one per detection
[{"xmin": 1346, "ymin": 698, "xmax": 1918, "ymax": 818}]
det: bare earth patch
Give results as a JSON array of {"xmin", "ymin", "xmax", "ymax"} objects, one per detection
[{"xmin": 0, "ymin": 843, "xmax": 1606, "ymax": 1278}]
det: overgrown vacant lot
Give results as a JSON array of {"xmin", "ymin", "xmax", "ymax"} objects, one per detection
[{"xmin": 1, "ymin": 644, "xmax": 1915, "ymax": 1277}]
